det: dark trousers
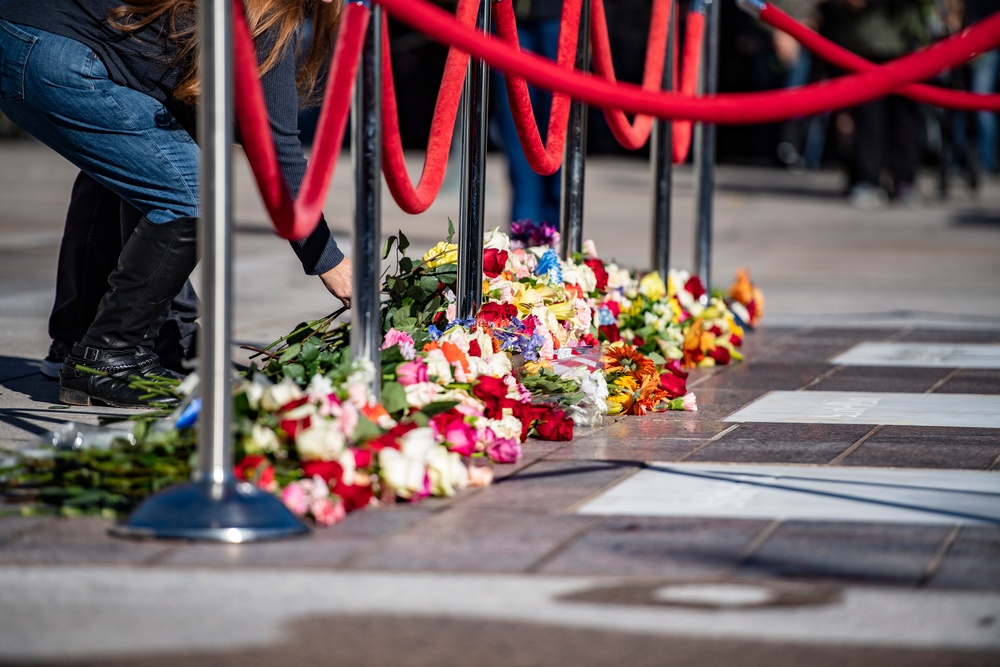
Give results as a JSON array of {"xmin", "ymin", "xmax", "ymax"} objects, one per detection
[
  {"xmin": 49, "ymin": 171, "xmax": 199, "ymax": 363},
  {"xmin": 850, "ymin": 95, "xmax": 923, "ymax": 190}
]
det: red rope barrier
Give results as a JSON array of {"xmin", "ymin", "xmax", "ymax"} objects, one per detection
[
  {"xmin": 233, "ymin": 0, "xmax": 366, "ymax": 241},
  {"xmin": 590, "ymin": 0, "xmax": 670, "ymax": 151},
  {"xmin": 491, "ymin": 0, "xmax": 581, "ymax": 176},
  {"xmin": 380, "ymin": 0, "xmax": 479, "ymax": 214},
  {"xmin": 374, "ymin": 0, "xmax": 1000, "ymax": 124},
  {"xmin": 672, "ymin": 8, "xmax": 704, "ymax": 164},
  {"xmin": 759, "ymin": 4, "xmax": 1000, "ymax": 112}
]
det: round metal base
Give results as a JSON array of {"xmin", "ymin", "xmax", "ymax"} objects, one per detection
[{"xmin": 109, "ymin": 479, "xmax": 309, "ymax": 543}]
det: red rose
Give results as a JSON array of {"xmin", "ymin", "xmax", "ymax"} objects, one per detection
[
  {"xmin": 278, "ymin": 413, "xmax": 311, "ymax": 440},
  {"xmin": 234, "ymin": 455, "xmax": 274, "ymax": 489},
  {"xmin": 664, "ymin": 359, "xmax": 689, "ymax": 379},
  {"xmin": 708, "ymin": 345, "xmax": 731, "ymax": 365},
  {"xmin": 730, "ymin": 333, "xmax": 743, "ymax": 347},
  {"xmin": 708, "ymin": 324, "xmax": 723, "ymax": 336},
  {"xmin": 510, "ymin": 401, "xmax": 550, "ymax": 442},
  {"xmin": 302, "ymin": 460, "xmax": 344, "ymax": 484},
  {"xmin": 367, "ymin": 422, "xmax": 417, "ymax": 451},
  {"xmin": 659, "ymin": 372, "xmax": 687, "ymax": 399},
  {"xmin": 482, "ymin": 248, "xmax": 509, "ymax": 279},
  {"xmin": 332, "ymin": 481, "xmax": 373, "ymax": 512},
  {"xmin": 605, "ymin": 301, "xmax": 621, "ymax": 318},
  {"xmin": 599, "ymin": 324, "xmax": 620, "ymax": 343},
  {"xmin": 534, "ymin": 409, "xmax": 574, "ymax": 441},
  {"xmin": 684, "ymin": 276, "xmax": 706, "ymax": 300},
  {"xmin": 468, "ymin": 339, "xmax": 482, "ymax": 357},
  {"xmin": 578, "ymin": 333, "xmax": 599, "ymax": 347},
  {"xmin": 473, "ymin": 376, "xmax": 510, "ymax": 417},
  {"xmin": 476, "ymin": 302, "xmax": 518, "ymax": 327},
  {"xmin": 353, "ymin": 448, "xmax": 373, "ymax": 469},
  {"xmin": 583, "ymin": 258, "xmax": 609, "ymax": 291}
]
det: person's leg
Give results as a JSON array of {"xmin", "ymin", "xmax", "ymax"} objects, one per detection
[
  {"xmin": 492, "ymin": 21, "xmax": 546, "ymax": 226},
  {"xmin": 887, "ymin": 95, "xmax": 924, "ymax": 202},
  {"xmin": 971, "ymin": 49, "xmax": 999, "ymax": 174},
  {"xmin": 43, "ymin": 171, "xmax": 123, "ymax": 377},
  {"xmin": 1, "ymin": 22, "xmax": 199, "ymax": 405},
  {"xmin": 536, "ymin": 17, "xmax": 563, "ymax": 228}
]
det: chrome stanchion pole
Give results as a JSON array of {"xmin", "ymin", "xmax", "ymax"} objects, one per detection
[
  {"xmin": 650, "ymin": 0, "xmax": 676, "ymax": 277},
  {"xmin": 111, "ymin": 0, "xmax": 308, "ymax": 541},
  {"xmin": 456, "ymin": 0, "xmax": 492, "ymax": 320},
  {"xmin": 560, "ymin": 0, "xmax": 590, "ymax": 259},
  {"xmin": 352, "ymin": 0, "xmax": 383, "ymax": 399},
  {"xmin": 693, "ymin": 0, "xmax": 718, "ymax": 302}
]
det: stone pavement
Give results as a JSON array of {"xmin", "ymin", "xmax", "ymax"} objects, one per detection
[{"xmin": 1, "ymin": 139, "xmax": 999, "ymax": 666}]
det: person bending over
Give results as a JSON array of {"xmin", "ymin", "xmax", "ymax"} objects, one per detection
[{"xmin": 0, "ymin": 0, "xmax": 353, "ymax": 407}]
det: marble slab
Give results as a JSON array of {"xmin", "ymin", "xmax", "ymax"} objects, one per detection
[
  {"xmin": 576, "ymin": 463, "xmax": 1000, "ymax": 525},
  {"xmin": 723, "ymin": 391, "xmax": 1000, "ymax": 428},
  {"xmin": 831, "ymin": 342, "xmax": 1000, "ymax": 369}
]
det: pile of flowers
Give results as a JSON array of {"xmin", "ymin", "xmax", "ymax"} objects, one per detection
[{"xmin": 1, "ymin": 222, "xmax": 762, "ymax": 526}]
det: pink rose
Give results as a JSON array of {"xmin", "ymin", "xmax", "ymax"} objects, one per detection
[
  {"xmin": 396, "ymin": 359, "xmax": 429, "ymax": 386},
  {"xmin": 432, "ymin": 412, "xmax": 478, "ymax": 456},
  {"xmin": 488, "ymin": 437, "xmax": 522, "ymax": 464},
  {"xmin": 381, "ymin": 328, "xmax": 416, "ymax": 360},
  {"xmin": 281, "ymin": 482, "xmax": 310, "ymax": 517},
  {"xmin": 310, "ymin": 496, "xmax": 346, "ymax": 526}
]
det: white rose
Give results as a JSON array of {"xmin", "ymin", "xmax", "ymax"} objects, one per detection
[
  {"xmin": 427, "ymin": 445, "xmax": 468, "ymax": 496},
  {"xmin": 483, "ymin": 227, "xmax": 511, "ymax": 250},
  {"xmin": 248, "ymin": 423, "xmax": 281, "ymax": 454},
  {"xmin": 423, "ymin": 348, "xmax": 454, "ymax": 385},
  {"xmin": 404, "ymin": 381, "xmax": 442, "ymax": 409},
  {"xmin": 295, "ymin": 421, "xmax": 347, "ymax": 461},
  {"xmin": 260, "ymin": 378, "xmax": 304, "ymax": 412}
]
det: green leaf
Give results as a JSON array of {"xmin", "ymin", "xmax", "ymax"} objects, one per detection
[
  {"xmin": 446, "ymin": 218, "xmax": 456, "ymax": 243},
  {"xmin": 279, "ymin": 342, "xmax": 302, "ymax": 363},
  {"xmin": 420, "ymin": 400, "xmax": 460, "ymax": 417},
  {"xmin": 381, "ymin": 235, "xmax": 397, "ymax": 260},
  {"xmin": 400, "ymin": 256, "xmax": 413, "ymax": 273},
  {"xmin": 419, "ymin": 275, "xmax": 440, "ymax": 294},
  {"xmin": 351, "ymin": 415, "xmax": 384, "ymax": 444},
  {"xmin": 380, "ymin": 381, "xmax": 409, "ymax": 415},
  {"xmin": 398, "ymin": 231, "xmax": 410, "ymax": 252}
]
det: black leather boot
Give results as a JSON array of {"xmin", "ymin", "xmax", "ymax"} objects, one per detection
[
  {"xmin": 59, "ymin": 216, "xmax": 198, "ymax": 408},
  {"xmin": 46, "ymin": 172, "xmax": 200, "ymax": 379}
]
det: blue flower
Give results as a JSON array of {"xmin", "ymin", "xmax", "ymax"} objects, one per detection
[
  {"xmin": 597, "ymin": 306, "xmax": 616, "ymax": 326},
  {"xmin": 535, "ymin": 249, "xmax": 563, "ymax": 284},
  {"xmin": 428, "ymin": 324, "xmax": 442, "ymax": 341}
]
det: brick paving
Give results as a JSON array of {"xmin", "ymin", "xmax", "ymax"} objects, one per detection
[{"xmin": 1, "ymin": 140, "xmax": 1000, "ymax": 665}]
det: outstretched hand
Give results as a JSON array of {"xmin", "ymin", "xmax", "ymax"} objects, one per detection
[{"xmin": 319, "ymin": 257, "xmax": 353, "ymax": 308}]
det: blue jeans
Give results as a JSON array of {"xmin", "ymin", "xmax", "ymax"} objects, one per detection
[
  {"xmin": 0, "ymin": 20, "xmax": 198, "ymax": 223},
  {"xmin": 970, "ymin": 49, "xmax": 998, "ymax": 174},
  {"xmin": 491, "ymin": 17, "xmax": 562, "ymax": 228}
]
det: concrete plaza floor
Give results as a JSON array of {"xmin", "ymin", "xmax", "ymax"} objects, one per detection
[{"xmin": 1, "ymin": 138, "xmax": 999, "ymax": 666}]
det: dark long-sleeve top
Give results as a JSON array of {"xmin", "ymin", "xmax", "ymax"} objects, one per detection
[{"xmin": 0, "ymin": 0, "xmax": 344, "ymax": 274}]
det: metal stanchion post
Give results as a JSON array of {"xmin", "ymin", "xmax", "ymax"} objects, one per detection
[
  {"xmin": 650, "ymin": 0, "xmax": 676, "ymax": 277},
  {"xmin": 560, "ymin": 0, "xmax": 590, "ymax": 259},
  {"xmin": 110, "ymin": 0, "xmax": 308, "ymax": 541},
  {"xmin": 693, "ymin": 0, "xmax": 719, "ymax": 302},
  {"xmin": 456, "ymin": 0, "xmax": 492, "ymax": 320},
  {"xmin": 352, "ymin": 1, "xmax": 383, "ymax": 400}
]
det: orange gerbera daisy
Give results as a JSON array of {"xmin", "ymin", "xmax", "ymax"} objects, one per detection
[{"xmin": 602, "ymin": 342, "xmax": 657, "ymax": 380}]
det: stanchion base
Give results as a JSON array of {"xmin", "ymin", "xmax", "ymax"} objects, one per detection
[{"xmin": 109, "ymin": 478, "xmax": 309, "ymax": 543}]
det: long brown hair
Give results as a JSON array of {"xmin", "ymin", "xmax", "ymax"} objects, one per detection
[{"xmin": 108, "ymin": 0, "xmax": 342, "ymax": 106}]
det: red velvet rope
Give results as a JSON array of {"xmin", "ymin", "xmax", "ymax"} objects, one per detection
[
  {"xmin": 374, "ymin": 0, "xmax": 1000, "ymax": 124},
  {"xmin": 672, "ymin": 9, "xmax": 704, "ymax": 164},
  {"xmin": 491, "ymin": 0, "xmax": 581, "ymax": 176},
  {"xmin": 590, "ymin": 0, "xmax": 670, "ymax": 151},
  {"xmin": 380, "ymin": 0, "xmax": 479, "ymax": 214},
  {"xmin": 760, "ymin": 4, "xmax": 1000, "ymax": 112},
  {"xmin": 233, "ymin": 0, "xmax": 366, "ymax": 240}
]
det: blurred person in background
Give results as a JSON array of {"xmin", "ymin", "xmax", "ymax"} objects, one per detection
[
  {"xmin": 491, "ymin": 0, "xmax": 563, "ymax": 230},
  {"xmin": 771, "ymin": 0, "xmax": 827, "ymax": 169},
  {"xmin": 821, "ymin": 0, "xmax": 934, "ymax": 208},
  {"xmin": 964, "ymin": 0, "xmax": 1000, "ymax": 176}
]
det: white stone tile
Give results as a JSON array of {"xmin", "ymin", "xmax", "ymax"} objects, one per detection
[
  {"xmin": 831, "ymin": 342, "xmax": 1000, "ymax": 369},
  {"xmin": 576, "ymin": 463, "xmax": 1000, "ymax": 525},
  {"xmin": 723, "ymin": 391, "xmax": 1000, "ymax": 428}
]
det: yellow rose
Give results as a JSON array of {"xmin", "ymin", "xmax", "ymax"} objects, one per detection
[
  {"xmin": 422, "ymin": 242, "xmax": 458, "ymax": 268},
  {"xmin": 639, "ymin": 271, "xmax": 667, "ymax": 301}
]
